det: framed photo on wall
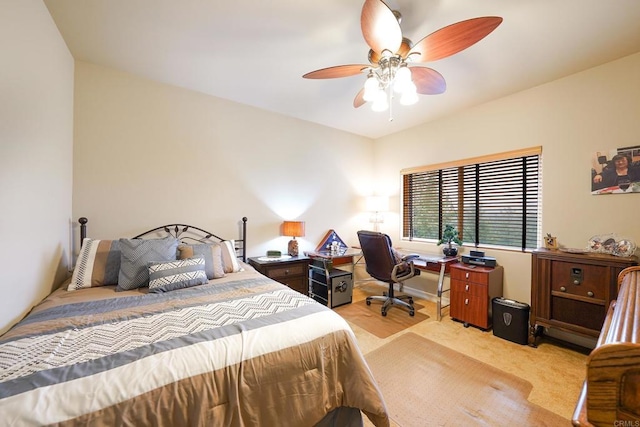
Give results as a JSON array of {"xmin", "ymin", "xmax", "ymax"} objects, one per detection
[{"xmin": 591, "ymin": 145, "xmax": 640, "ymax": 195}]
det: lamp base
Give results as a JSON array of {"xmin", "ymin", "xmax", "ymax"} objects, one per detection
[{"xmin": 288, "ymin": 239, "xmax": 299, "ymax": 257}]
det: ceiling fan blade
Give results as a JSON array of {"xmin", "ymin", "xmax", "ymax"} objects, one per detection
[
  {"xmin": 303, "ymin": 64, "xmax": 370, "ymax": 79},
  {"xmin": 353, "ymin": 88, "xmax": 366, "ymax": 108},
  {"xmin": 361, "ymin": 0, "xmax": 402, "ymax": 55},
  {"xmin": 410, "ymin": 67, "xmax": 446, "ymax": 95},
  {"xmin": 409, "ymin": 16, "xmax": 503, "ymax": 63}
]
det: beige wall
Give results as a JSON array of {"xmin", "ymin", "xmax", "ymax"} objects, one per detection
[
  {"xmin": 3, "ymin": 3, "xmax": 638, "ymax": 335},
  {"xmin": 72, "ymin": 62, "xmax": 374, "ymax": 259},
  {"xmin": 374, "ymin": 52, "xmax": 640, "ymax": 304},
  {"xmin": 0, "ymin": 1, "xmax": 74, "ymax": 334}
]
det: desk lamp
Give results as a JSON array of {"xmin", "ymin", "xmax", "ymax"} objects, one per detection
[{"xmin": 282, "ymin": 221, "xmax": 305, "ymax": 256}]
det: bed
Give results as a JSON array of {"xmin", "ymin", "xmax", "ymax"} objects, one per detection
[{"xmin": 0, "ymin": 217, "xmax": 389, "ymax": 426}]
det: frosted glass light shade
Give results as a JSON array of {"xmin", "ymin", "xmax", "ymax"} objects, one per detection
[
  {"xmin": 363, "ymin": 74, "xmax": 379, "ymax": 102},
  {"xmin": 366, "ymin": 196, "xmax": 389, "ymax": 212}
]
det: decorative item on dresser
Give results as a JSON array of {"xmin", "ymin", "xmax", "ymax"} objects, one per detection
[
  {"xmin": 449, "ymin": 262, "xmax": 504, "ymax": 329},
  {"xmin": 572, "ymin": 266, "xmax": 640, "ymax": 426},
  {"xmin": 530, "ymin": 248, "xmax": 638, "ymax": 347},
  {"xmin": 247, "ymin": 256, "xmax": 310, "ymax": 295}
]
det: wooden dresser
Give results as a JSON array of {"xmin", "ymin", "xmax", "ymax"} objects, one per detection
[
  {"xmin": 530, "ymin": 249, "xmax": 638, "ymax": 345},
  {"xmin": 248, "ymin": 256, "xmax": 310, "ymax": 295},
  {"xmin": 450, "ymin": 263, "xmax": 503, "ymax": 330},
  {"xmin": 572, "ymin": 266, "xmax": 640, "ymax": 426}
]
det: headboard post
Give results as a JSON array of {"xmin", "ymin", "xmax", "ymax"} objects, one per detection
[
  {"xmin": 242, "ymin": 217, "xmax": 248, "ymax": 262},
  {"xmin": 79, "ymin": 217, "xmax": 88, "ymax": 247}
]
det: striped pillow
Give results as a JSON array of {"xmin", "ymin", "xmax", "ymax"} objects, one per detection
[
  {"xmin": 177, "ymin": 243, "xmax": 225, "ymax": 279},
  {"xmin": 68, "ymin": 239, "xmax": 121, "ymax": 291},
  {"xmin": 148, "ymin": 256, "xmax": 208, "ymax": 293}
]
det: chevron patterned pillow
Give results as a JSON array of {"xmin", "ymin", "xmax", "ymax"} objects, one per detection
[
  {"xmin": 68, "ymin": 239, "xmax": 121, "ymax": 291},
  {"xmin": 148, "ymin": 255, "xmax": 208, "ymax": 293},
  {"xmin": 117, "ymin": 237, "xmax": 179, "ymax": 291}
]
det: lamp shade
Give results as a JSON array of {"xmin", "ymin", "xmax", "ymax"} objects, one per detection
[
  {"xmin": 366, "ymin": 196, "xmax": 389, "ymax": 212},
  {"xmin": 282, "ymin": 221, "xmax": 305, "ymax": 238}
]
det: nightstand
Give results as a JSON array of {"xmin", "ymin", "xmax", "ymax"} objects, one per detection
[{"xmin": 248, "ymin": 256, "xmax": 310, "ymax": 295}]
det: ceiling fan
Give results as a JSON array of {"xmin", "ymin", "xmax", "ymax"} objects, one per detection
[{"xmin": 303, "ymin": 0, "xmax": 502, "ymax": 114}]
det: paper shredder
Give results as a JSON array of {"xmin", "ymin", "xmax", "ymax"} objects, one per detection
[{"xmin": 492, "ymin": 297, "xmax": 530, "ymax": 345}]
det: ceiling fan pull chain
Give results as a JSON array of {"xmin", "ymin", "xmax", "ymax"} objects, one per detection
[{"xmin": 388, "ymin": 89, "xmax": 394, "ymax": 122}]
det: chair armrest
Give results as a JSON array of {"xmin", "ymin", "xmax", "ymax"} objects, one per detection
[
  {"xmin": 391, "ymin": 260, "xmax": 419, "ymax": 282},
  {"xmin": 402, "ymin": 253, "xmax": 420, "ymax": 262}
]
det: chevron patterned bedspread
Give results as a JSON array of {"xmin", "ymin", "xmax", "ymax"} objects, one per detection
[{"xmin": 0, "ymin": 269, "xmax": 389, "ymax": 426}]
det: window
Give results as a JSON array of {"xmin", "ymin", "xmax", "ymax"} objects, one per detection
[{"xmin": 401, "ymin": 147, "xmax": 541, "ymax": 251}]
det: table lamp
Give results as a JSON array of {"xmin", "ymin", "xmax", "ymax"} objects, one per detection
[{"xmin": 282, "ymin": 221, "xmax": 305, "ymax": 256}]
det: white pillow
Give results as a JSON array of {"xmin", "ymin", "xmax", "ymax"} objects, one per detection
[{"xmin": 221, "ymin": 240, "xmax": 243, "ymax": 273}]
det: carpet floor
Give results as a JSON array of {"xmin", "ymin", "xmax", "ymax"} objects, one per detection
[{"xmin": 365, "ymin": 332, "xmax": 569, "ymax": 426}]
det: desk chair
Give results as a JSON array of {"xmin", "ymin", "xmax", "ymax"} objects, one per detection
[{"xmin": 357, "ymin": 230, "xmax": 420, "ymax": 317}]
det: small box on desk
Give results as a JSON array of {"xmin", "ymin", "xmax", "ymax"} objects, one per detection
[
  {"xmin": 492, "ymin": 297, "xmax": 530, "ymax": 345},
  {"xmin": 309, "ymin": 268, "xmax": 353, "ymax": 308}
]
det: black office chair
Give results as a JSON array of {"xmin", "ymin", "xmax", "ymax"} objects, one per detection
[{"xmin": 357, "ymin": 230, "xmax": 420, "ymax": 317}]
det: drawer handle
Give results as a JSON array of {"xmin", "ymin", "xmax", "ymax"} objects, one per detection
[
  {"xmin": 465, "ymin": 298, "xmax": 469, "ymax": 305},
  {"xmin": 587, "ymin": 291, "xmax": 594, "ymax": 297},
  {"xmin": 560, "ymin": 286, "xmax": 566, "ymax": 292},
  {"xmin": 465, "ymin": 284, "xmax": 469, "ymax": 292},
  {"xmin": 465, "ymin": 272, "xmax": 469, "ymax": 279},
  {"xmin": 284, "ymin": 269, "xmax": 290, "ymax": 275},
  {"xmin": 573, "ymin": 280, "xmax": 580, "ymax": 285}
]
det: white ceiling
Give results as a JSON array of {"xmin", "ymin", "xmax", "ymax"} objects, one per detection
[{"xmin": 44, "ymin": 0, "xmax": 640, "ymax": 139}]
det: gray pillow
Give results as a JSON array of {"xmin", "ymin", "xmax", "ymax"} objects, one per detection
[
  {"xmin": 148, "ymin": 255, "xmax": 208, "ymax": 293},
  {"xmin": 117, "ymin": 237, "xmax": 179, "ymax": 291}
]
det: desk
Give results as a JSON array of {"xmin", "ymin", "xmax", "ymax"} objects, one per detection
[{"xmin": 398, "ymin": 252, "xmax": 458, "ymax": 321}]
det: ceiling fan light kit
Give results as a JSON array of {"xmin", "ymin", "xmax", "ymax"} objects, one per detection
[{"xmin": 303, "ymin": 0, "xmax": 503, "ymax": 120}]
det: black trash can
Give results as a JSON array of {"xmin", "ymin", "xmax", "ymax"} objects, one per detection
[{"xmin": 492, "ymin": 297, "xmax": 530, "ymax": 345}]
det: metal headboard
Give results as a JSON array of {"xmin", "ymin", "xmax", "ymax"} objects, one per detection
[{"xmin": 78, "ymin": 217, "xmax": 248, "ymax": 262}]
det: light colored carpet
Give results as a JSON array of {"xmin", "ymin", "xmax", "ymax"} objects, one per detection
[
  {"xmin": 365, "ymin": 332, "xmax": 570, "ymax": 427},
  {"xmin": 334, "ymin": 299, "xmax": 428, "ymax": 339}
]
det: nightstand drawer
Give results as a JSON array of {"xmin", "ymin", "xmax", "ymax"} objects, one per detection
[
  {"xmin": 247, "ymin": 257, "xmax": 310, "ymax": 295},
  {"xmin": 266, "ymin": 264, "xmax": 306, "ymax": 279}
]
